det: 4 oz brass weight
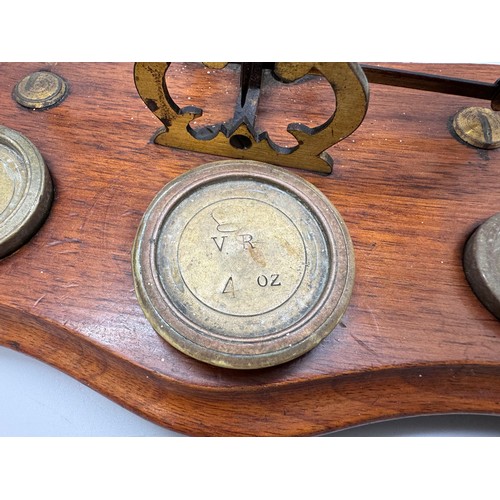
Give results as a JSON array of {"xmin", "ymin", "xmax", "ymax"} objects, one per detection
[{"xmin": 132, "ymin": 160, "xmax": 354, "ymax": 369}]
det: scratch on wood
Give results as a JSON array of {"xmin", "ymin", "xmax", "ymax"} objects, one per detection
[
  {"xmin": 121, "ymin": 209, "xmax": 143, "ymax": 217},
  {"xmin": 47, "ymin": 238, "xmax": 83, "ymax": 247},
  {"xmin": 79, "ymin": 194, "xmax": 100, "ymax": 231},
  {"xmin": 349, "ymin": 331, "xmax": 379, "ymax": 358},
  {"xmin": 33, "ymin": 294, "xmax": 46, "ymax": 307},
  {"xmin": 369, "ymin": 307, "xmax": 381, "ymax": 335}
]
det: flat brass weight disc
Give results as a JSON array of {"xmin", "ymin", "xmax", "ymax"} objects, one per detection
[
  {"xmin": 0, "ymin": 126, "xmax": 53, "ymax": 259},
  {"xmin": 132, "ymin": 160, "xmax": 354, "ymax": 369}
]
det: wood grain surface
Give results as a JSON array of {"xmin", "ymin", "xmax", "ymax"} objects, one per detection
[{"xmin": 0, "ymin": 62, "xmax": 499, "ymax": 436}]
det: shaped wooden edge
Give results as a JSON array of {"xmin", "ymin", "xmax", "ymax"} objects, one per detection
[{"xmin": 2, "ymin": 302, "xmax": 500, "ymax": 436}]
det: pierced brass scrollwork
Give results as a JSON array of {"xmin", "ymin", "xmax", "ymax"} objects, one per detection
[{"xmin": 134, "ymin": 62, "xmax": 370, "ymax": 174}]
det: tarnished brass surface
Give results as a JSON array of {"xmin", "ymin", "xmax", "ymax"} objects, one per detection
[
  {"xmin": 464, "ymin": 213, "xmax": 500, "ymax": 320},
  {"xmin": 452, "ymin": 107, "xmax": 500, "ymax": 149},
  {"xmin": 132, "ymin": 160, "xmax": 355, "ymax": 369},
  {"xmin": 133, "ymin": 63, "xmax": 369, "ymax": 174},
  {"xmin": 13, "ymin": 71, "xmax": 68, "ymax": 110},
  {"xmin": 0, "ymin": 126, "xmax": 53, "ymax": 259}
]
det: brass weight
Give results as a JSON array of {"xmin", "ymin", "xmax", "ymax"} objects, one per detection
[
  {"xmin": 132, "ymin": 160, "xmax": 354, "ymax": 369},
  {"xmin": 13, "ymin": 71, "xmax": 68, "ymax": 110},
  {"xmin": 452, "ymin": 107, "xmax": 500, "ymax": 149},
  {"xmin": 464, "ymin": 213, "xmax": 500, "ymax": 319},
  {"xmin": 0, "ymin": 126, "xmax": 53, "ymax": 259}
]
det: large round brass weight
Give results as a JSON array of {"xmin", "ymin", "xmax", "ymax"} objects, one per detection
[
  {"xmin": 0, "ymin": 126, "xmax": 53, "ymax": 259},
  {"xmin": 132, "ymin": 160, "xmax": 355, "ymax": 369}
]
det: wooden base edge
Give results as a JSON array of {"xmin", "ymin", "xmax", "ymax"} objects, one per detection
[{"xmin": 2, "ymin": 303, "xmax": 500, "ymax": 436}]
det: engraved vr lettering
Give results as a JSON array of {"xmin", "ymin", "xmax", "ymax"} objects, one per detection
[
  {"xmin": 211, "ymin": 233, "xmax": 256, "ymax": 252},
  {"xmin": 210, "ymin": 210, "xmax": 257, "ymax": 253}
]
